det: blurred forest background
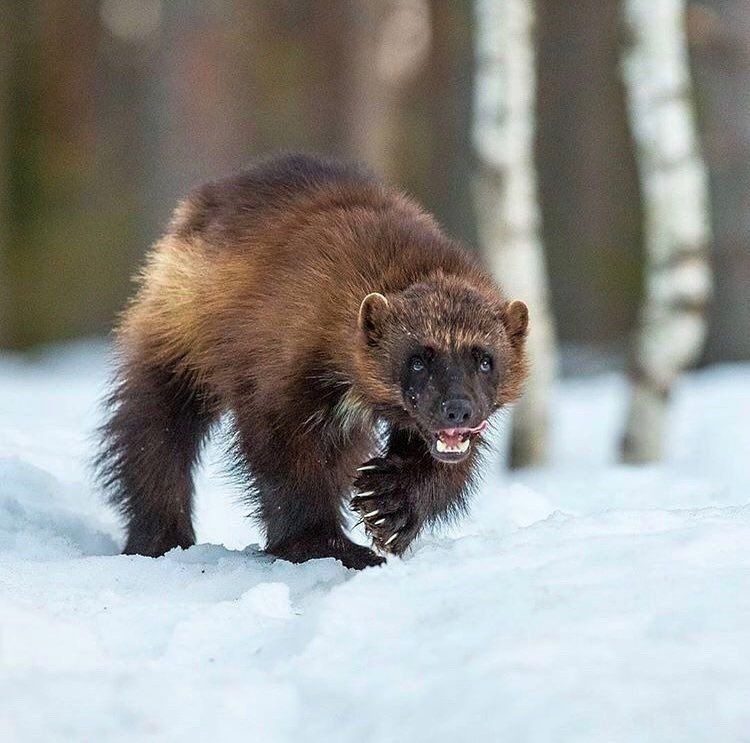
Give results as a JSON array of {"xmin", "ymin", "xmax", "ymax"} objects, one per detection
[{"xmin": 0, "ymin": 0, "xmax": 747, "ymax": 362}]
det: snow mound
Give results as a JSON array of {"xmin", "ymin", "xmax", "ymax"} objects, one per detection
[
  {"xmin": 1, "ymin": 343, "xmax": 749, "ymax": 742},
  {"xmin": 0, "ymin": 458, "xmax": 117, "ymax": 558}
]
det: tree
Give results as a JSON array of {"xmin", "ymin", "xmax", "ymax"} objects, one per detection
[
  {"xmin": 687, "ymin": 0, "xmax": 750, "ymax": 362},
  {"xmin": 473, "ymin": 0, "xmax": 558, "ymax": 467},
  {"xmin": 620, "ymin": 0, "xmax": 712, "ymax": 463},
  {"xmin": 0, "ymin": 8, "xmax": 10, "ymax": 345},
  {"xmin": 536, "ymin": 0, "xmax": 643, "ymax": 350}
]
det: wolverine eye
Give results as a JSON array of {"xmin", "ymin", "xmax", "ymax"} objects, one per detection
[
  {"xmin": 410, "ymin": 356, "xmax": 425, "ymax": 373},
  {"xmin": 479, "ymin": 355, "xmax": 492, "ymax": 373}
]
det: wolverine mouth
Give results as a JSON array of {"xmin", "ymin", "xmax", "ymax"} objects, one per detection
[{"xmin": 428, "ymin": 421, "xmax": 488, "ymax": 463}]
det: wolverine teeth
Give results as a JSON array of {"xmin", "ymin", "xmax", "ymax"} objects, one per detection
[{"xmin": 435, "ymin": 438, "xmax": 471, "ymax": 454}]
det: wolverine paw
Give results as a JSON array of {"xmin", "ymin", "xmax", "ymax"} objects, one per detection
[
  {"xmin": 351, "ymin": 457, "xmax": 420, "ymax": 556},
  {"xmin": 269, "ymin": 537, "xmax": 385, "ymax": 570}
]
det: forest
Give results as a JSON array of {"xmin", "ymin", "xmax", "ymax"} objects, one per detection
[
  {"xmin": 3, "ymin": 0, "xmax": 749, "ymax": 464},
  {"xmin": 2, "ymin": 1, "xmax": 747, "ymax": 355}
]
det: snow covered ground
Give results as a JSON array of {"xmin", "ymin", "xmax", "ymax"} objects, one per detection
[{"xmin": 1, "ymin": 341, "xmax": 749, "ymax": 742}]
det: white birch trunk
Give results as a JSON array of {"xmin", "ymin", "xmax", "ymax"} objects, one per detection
[
  {"xmin": 621, "ymin": 0, "xmax": 712, "ymax": 463},
  {"xmin": 473, "ymin": 0, "xmax": 557, "ymax": 468}
]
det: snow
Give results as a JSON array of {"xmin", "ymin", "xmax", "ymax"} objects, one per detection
[{"xmin": 1, "ymin": 342, "xmax": 749, "ymax": 742}]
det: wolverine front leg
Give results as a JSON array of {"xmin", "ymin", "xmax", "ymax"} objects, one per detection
[
  {"xmin": 351, "ymin": 427, "xmax": 481, "ymax": 555},
  {"xmin": 236, "ymin": 408, "xmax": 384, "ymax": 570}
]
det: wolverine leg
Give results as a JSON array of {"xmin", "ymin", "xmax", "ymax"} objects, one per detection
[
  {"xmin": 235, "ymin": 421, "xmax": 384, "ymax": 570},
  {"xmin": 97, "ymin": 358, "xmax": 215, "ymax": 556},
  {"xmin": 352, "ymin": 427, "xmax": 481, "ymax": 556}
]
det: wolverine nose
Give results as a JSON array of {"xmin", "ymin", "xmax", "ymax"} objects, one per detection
[{"xmin": 441, "ymin": 398, "xmax": 473, "ymax": 426}]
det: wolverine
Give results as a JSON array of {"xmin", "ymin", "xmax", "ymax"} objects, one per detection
[{"xmin": 97, "ymin": 153, "xmax": 529, "ymax": 569}]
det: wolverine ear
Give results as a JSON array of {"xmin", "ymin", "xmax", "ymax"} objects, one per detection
[
  {"xmin": 358, "ymin": 292, "xmax": 390, "ymax": 344},
  {"xmin": 504, "ymin": 300, "xmax": 529, "ymax": 345}
]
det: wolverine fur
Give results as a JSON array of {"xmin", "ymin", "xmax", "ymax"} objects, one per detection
[{"xmin": 96, "ymin": 153, "xmax": 529, "ymax": 569}]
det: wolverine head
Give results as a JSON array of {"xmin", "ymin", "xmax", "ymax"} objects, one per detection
[{"xmin": 356, "ymin": 276, "xmax": 529, "ymax": 463}]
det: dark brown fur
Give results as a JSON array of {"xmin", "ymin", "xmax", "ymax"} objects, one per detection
[{"xmin": 97, "ymin": 153, "xmax": 528, "ymax": 569}]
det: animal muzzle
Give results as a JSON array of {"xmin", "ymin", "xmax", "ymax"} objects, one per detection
[{"xmin": 430, "ymin": 420, "xmax": 488, "ymax": 461}]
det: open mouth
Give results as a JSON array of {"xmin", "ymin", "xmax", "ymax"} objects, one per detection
[{"xmin": 429, "ymin": 420, "xmax": 488, "ymax": 463}]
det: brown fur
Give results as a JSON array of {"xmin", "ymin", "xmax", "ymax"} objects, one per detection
[{"xmin": 97, "ymin": 154, "xmax": 528, "ymax": 568}]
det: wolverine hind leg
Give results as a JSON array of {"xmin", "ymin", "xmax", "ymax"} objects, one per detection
[{"xmin": 97, "ymin": 356, "xmax": 215, "ymax": 556}]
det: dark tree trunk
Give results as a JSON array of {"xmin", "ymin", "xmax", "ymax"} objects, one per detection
[
  {"xmin": 0, "ymin": 4, "xmax": 10, "ymax": 345},
  {"xmin": 536, "ymin": 0, "xmax": 643, "ymax": 350},
  {"xmin": 687, "ymin": 0, "xmax": 750, "ymax": 362}
]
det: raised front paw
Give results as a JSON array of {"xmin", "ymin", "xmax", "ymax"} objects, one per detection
[{"xmin": 351, "ymin": 457, "xmax": 420, "ymax": 556}]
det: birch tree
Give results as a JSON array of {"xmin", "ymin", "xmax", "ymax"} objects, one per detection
[
  {"xmin": 620, "ymin": 0, "xmax": 712, "ymax": 463},
  {"xmin": 473, "ymin": 0, "xmax": 557, "ymax": 468}
]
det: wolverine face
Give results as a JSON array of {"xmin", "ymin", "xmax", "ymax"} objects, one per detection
[
  {"xmin": 399, "ymin": 343, "xmax": 497, "ymax": 462},
  {"xmin": 357, "ymin": 281, "xmax": 529, "ymax": 464}
]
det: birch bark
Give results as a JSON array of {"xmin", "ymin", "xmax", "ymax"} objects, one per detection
[
  {"xmin": 473, "ymin": 0, "xmax": 557, "ymax": 467},
  {"xmin": 621, "ymin": 0, "xmax": 712, "ymax": 463}
]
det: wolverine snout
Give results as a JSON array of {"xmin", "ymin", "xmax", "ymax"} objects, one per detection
[{"xmin": 440, "ymin": 398, "xmax": 474, "ymax": 426}]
